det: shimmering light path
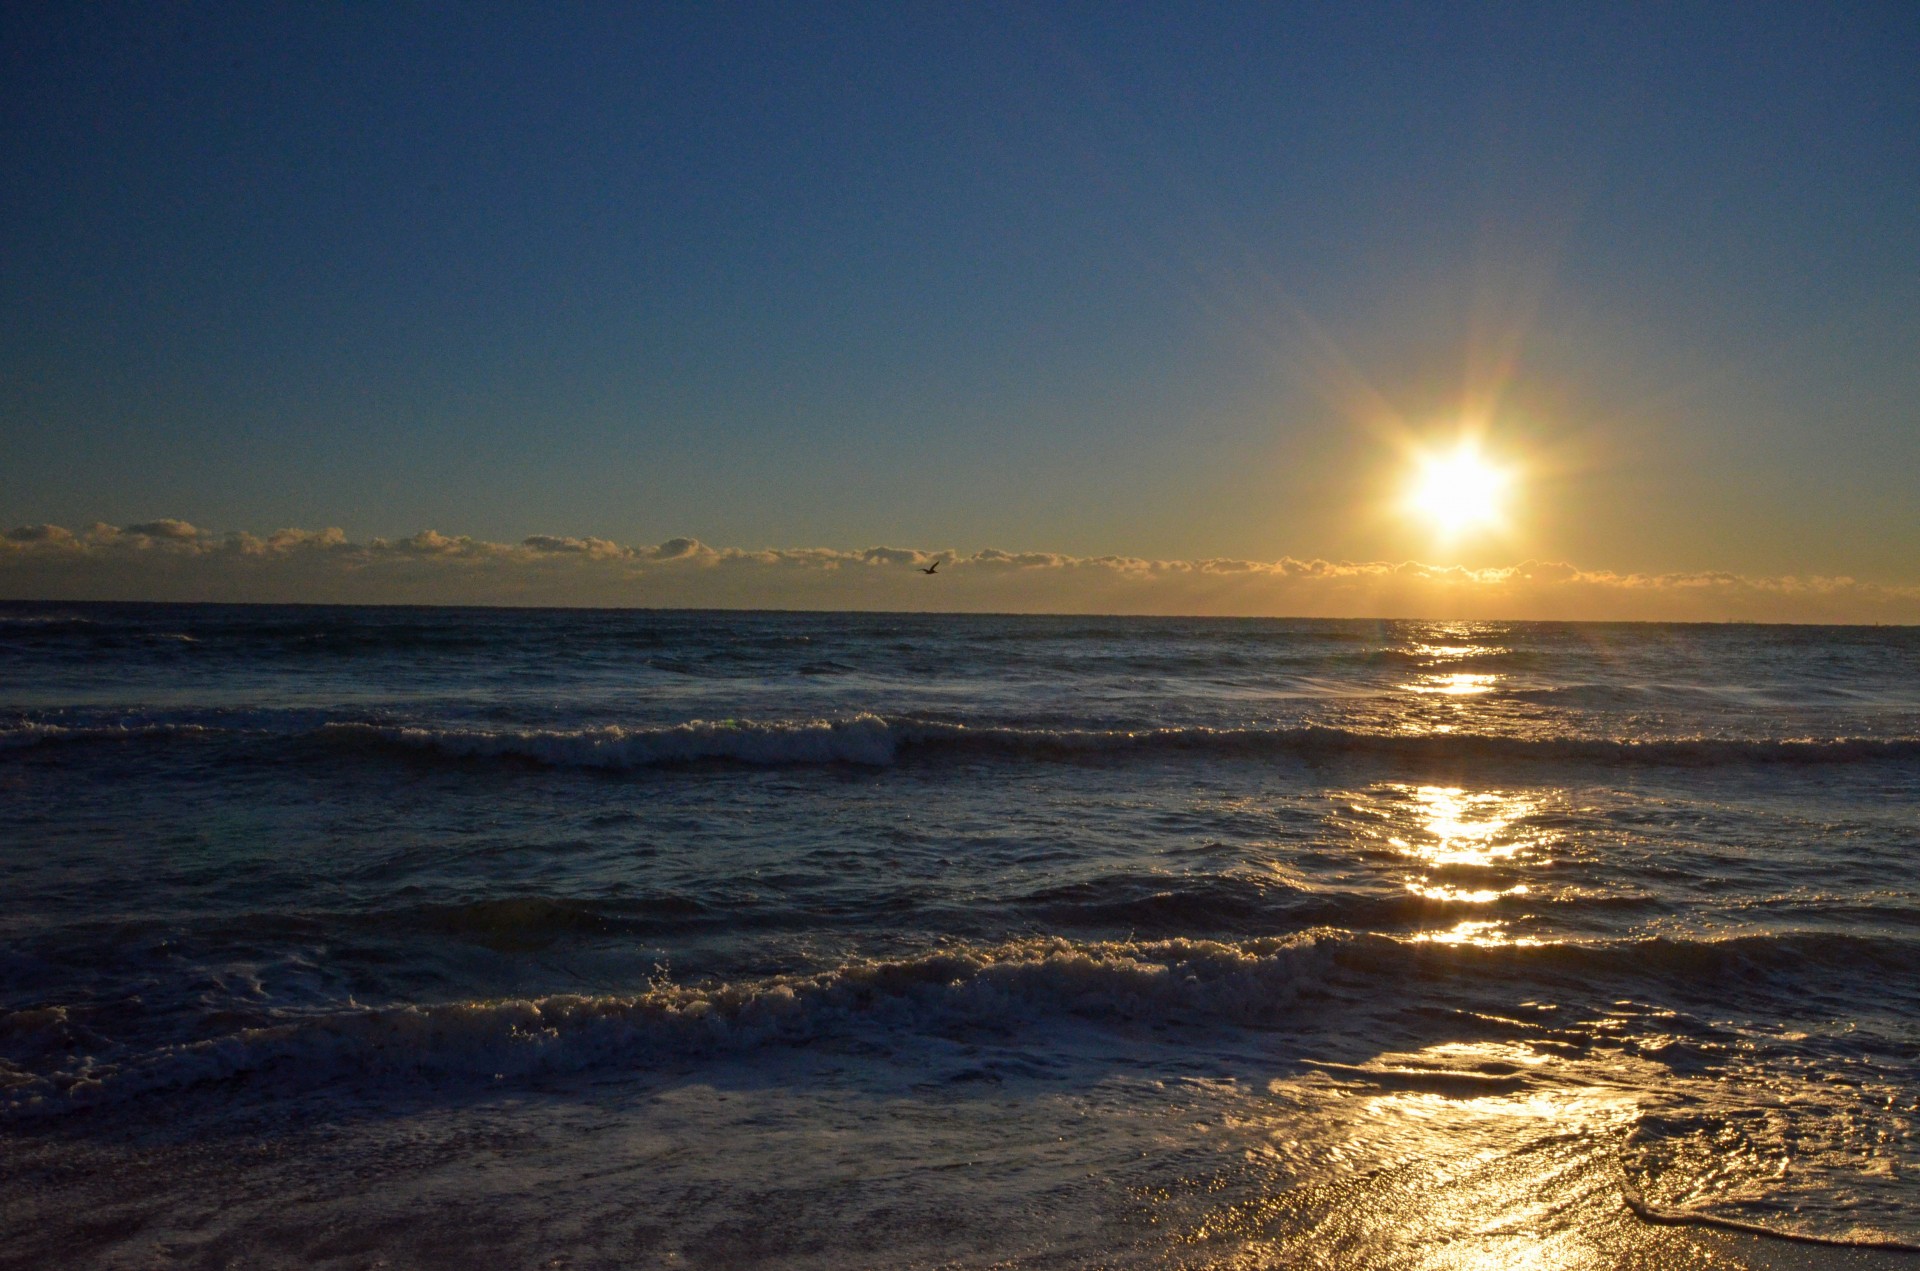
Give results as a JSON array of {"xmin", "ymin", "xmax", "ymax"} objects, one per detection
[{"xmin": 3, "ymin": 605, "xmax": 1918, "ymax": 1267}]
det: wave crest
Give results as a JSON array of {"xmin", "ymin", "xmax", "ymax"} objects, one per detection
[
  {"xmin": 326, "ymin": 715, "xmax": 1920, "ymax": 770},
  {"xmin": 326, "ymin": 714, "xmax": 907, "ymax": 767},
  {"xmin": 1, "ymin": 935, "xmax": 1327, "ymax": 1119}
]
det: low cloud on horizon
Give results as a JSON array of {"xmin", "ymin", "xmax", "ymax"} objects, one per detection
[{"xmin": 3, "ymin": 520, "xmax": 1917, "ymax": 624}]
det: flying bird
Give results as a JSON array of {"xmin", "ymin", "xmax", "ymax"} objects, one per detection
[{"xmin": 921, "ymin": 560, "xmax": 941, "ymax": 574}]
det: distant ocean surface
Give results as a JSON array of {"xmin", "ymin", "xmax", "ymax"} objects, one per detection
[{"xmin": 3, "ymin": 603, "xmax": 1917, "ymax": 1268}]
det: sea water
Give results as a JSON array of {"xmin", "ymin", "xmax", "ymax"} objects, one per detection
[{"xmin": 2, "ymin": 604, "xmax": 1916, "ymax": 1267}]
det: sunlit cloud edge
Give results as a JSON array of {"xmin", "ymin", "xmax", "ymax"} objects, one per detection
[{"xmin": 4, "ymin": 520, "xmax": 1917, "ymax": 623}]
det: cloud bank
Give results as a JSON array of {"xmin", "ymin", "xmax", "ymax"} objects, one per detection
[{"xmin": 3, "ymin": 521, "xmax": 1917, "ymax": 623}]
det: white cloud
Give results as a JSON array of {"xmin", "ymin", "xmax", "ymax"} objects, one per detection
[{"xmin": 2, "ymin": 521, "xmax": 1916, "ymax": 622}]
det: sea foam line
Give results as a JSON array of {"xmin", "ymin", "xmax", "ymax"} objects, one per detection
[
  {"xmin": 1621, "ymin": 1182, "xmax": 1920, "ymax": 1252},
  {"xmin": 9, "ymin": 713, "xmax": 1918, "ymax": 767},
  {"xmin": 327, "ymin": 714, "xmax": 908, "ymax": 767},
  {"xmin": 0, "ymin": 720, "xmax": 214, "ymax": 749},
  {"xmin": 327, "ymin": 715, "xmax": 1920, "ymax": 769},
  {"xmin": 0, "ymin": 935, "xmax": 1327, "ymax": 1119}
]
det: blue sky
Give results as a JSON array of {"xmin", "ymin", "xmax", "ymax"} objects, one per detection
[{"xmin": 4, "ymin": 2, "xmax": 1917, "ymax": 605}]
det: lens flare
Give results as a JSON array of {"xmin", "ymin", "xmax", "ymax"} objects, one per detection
[{"xmin": 1406, "ymin": 441, "xmax": 1511, "ymax": 540}]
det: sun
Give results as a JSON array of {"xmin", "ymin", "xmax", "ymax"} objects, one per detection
[{"xmin": 1406, "ymin": 441, "xmax": 1511, "ymax": 540}]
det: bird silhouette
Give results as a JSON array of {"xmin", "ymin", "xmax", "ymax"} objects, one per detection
[{"xmin": 921, "ymin": 560, "xmax": 941, "ymax": 574}]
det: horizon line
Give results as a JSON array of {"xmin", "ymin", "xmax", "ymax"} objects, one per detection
[{"xmin": 3, "ymin": 595, "xmax": 1913, "ymax": 631}]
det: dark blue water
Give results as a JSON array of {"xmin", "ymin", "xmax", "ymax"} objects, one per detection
[{"xmin": 3, "ymin": 603, "xmax": 1917, "ymax": 1267}]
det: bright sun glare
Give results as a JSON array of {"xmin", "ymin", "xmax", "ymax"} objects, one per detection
[{"xmin": 1407, "ymin": 442, "xmax": 1511, "ymax": 540}]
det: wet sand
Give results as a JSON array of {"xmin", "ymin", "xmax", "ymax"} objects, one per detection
[
  {"xmin": 9, "ymin": 1078, "xmax": 1917, "ymax": 1270},
  {"xmin": 1698, "ymin": 1233, "xmax": 1920, "ymax": 1271},
  {"xmin": 1148, "ymin": 1114, "xmax": 1920, "ymax": 1270}
]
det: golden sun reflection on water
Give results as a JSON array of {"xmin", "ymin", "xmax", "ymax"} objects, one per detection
[
  {"xmin": 1405, "ymin": 881, "xmax": 1531, "ymax": 904},
  {"xmin": 1220, "ymin": 1043, "xmax": 1700, "ymax": 1269},
  {"xmin": 1407, "ymin": 672, "xmax": 1500, "ymax": 696},
  {"xmin": 1338, "ymin": 1046, "xmax": 1640, "ymax": 1266},
  {"xmin": 1388, "ymin": 785, "xmax": 1546, "ymax": 868},
  {"xmin": 1409, "ymin": 643, "xmax": 1494, "ymax": 661},
  {"xmin": 1343, "ymin": 784, "xmax": 1561, "ymax": 945},
  {"xmin": 1411, "ymin": 918, "xmax": 1542, "ymax": 947},
  {"xmin": 1395, "ymin": 627, "xmax": 1508, "ymax": 701}
]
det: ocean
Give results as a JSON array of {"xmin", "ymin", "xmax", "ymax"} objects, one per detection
[{"xmin": 2, "ymin": 602, "xmax": 1917, "ymax": 1268}]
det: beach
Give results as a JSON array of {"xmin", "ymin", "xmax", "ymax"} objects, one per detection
[{"xmin": 3, "ymin": 604, "xmax": 1917, "ymax": 1267}]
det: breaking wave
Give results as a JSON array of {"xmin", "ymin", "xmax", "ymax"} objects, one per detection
[
  {"xmin": 325, "ymin": 715, "xmax": 1920, "ymax": 770},
  {"xmin": 10, "ymin": 929, "xmax": 1917, "ymax": 1121},
  {"xmin": 327, "ymin": 715, "xmax": 910, "ymax": 767},
  {"xmin": 0, "ymin": 935, "xmax": 1327, "ymax": 1119},
  {"xmin": 0, "ymin": 720, "xmax": 214, "ymax": 749},
  {"xmin": 10, "ymin": 711, "xmax": 1918, "ymax": 767}
]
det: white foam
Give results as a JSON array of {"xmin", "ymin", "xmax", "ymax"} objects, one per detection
[
  {"xmin": 0, "ymin": 720, "xmax": 213, "ymax": 749},
  {"xmin": 2, "ymin": 935, "xmax": 1327, "ymax": 1118},
  {"xmin": 328, "ymin": 715, "xmax": 1920, "ymax": 770},
  {"xmin": 329, "ymin": 713, "xmax": 908, "ymax": 767}
]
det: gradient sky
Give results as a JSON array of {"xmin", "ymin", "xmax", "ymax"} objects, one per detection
[{"xmin": 4, "ymin": 2, "xmax": 1917, "ymax": 608}]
